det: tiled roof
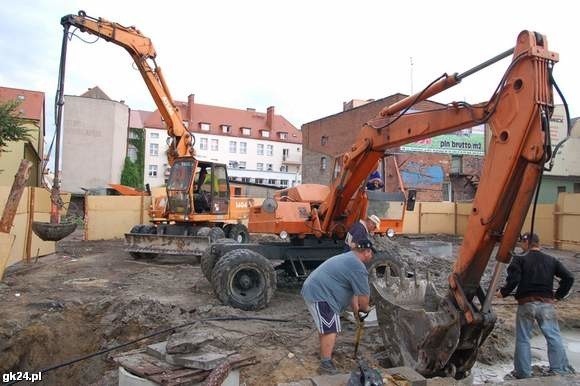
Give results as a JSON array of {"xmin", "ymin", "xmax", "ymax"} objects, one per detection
[
  {"xmin": 143, "ymin": 101, "xmax": 302, "ymax": 144},
  {"xmin": 129, "ymin": 109, "xmax": 154, "ymax": 129},
  {"xmin": 0, "ymin": 86, "xmax": 44, "ymax": 121}
]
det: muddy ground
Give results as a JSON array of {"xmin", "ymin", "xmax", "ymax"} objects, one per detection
[{"xmin": 0, "ymin": 231, "xmax": 579, "ymax": 385}]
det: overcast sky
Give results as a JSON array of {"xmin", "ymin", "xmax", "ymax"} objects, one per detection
[{"xmin": 0, "ymin": 0, "xmax": 577, "ymax": 146}]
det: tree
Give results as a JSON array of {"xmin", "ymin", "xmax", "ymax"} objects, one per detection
[
  {"xmin": 120, "ymin": 158, "xmax": 141, "ymax": 188},
  {"xmin": 0, "ymin": 100, "xmax": 31, "ymax": 151}
]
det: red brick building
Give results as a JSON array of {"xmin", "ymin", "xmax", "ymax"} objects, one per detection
[{"xmin": 301, "ymin": 94, "xmax": 484, "ymax": 202}]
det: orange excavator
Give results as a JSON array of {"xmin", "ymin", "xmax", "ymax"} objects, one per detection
[
  {"xmin": 204, "ymin": 31, "xmax": 566, "ymax": 378},
  {"xmin": 59, "ymin": 11, "xmax": 254, "ymax": 258}
]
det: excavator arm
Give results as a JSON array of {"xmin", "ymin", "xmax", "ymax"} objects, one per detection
[
  {"xmin": 60, "ymin": 11, "xmax": 194, "ymax": 164},
  {"xmin": 323, "ymin": 31, "xmax": 559, "ymax": 377}
]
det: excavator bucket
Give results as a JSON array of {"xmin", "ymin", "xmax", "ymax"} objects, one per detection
[
  {"xmin": 124, "ymin": 233, "xmax": 210, "ymax": 257},
  {"xmin": 370, "ymin": 267, "xmax": 463, "ymax": 377}
]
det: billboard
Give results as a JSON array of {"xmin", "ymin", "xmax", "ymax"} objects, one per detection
[{"xmin": 401, "ymin": 124, "xmax": 485, "ymax": 156}]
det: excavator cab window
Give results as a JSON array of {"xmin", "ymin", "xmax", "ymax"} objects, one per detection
[
  {"xmin": 193, "ymin": 162, "xmax": 230, "ymax": 214},
  {"xmin": 166, "ymin": 159, "xmax": 195, "ymax": 214}
]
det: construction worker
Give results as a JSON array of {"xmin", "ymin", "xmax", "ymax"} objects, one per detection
[
  {"xmin": 497, "ymin": 232, "xmax": 575, "ymax": 379},
  {"xmin": 301, "ymin": 239, "xmax": 375, "ymax": 375},
  {"xmin": 344, "ymin": 215, "xmax": 381, "ymax": 251}
]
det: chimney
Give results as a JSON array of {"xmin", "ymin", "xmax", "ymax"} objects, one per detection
[
  {"xmin": 187, "ymin": 94, "xmax": 195, "ymax": 123},
  {"xmin": 266, "ymin": 106, "xmax": 275, "ymax": 129}
]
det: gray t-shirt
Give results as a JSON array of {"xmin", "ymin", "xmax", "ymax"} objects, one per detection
[{"xmin": 301, "ymin": 251, "xmax": 370, "ymax": 314}]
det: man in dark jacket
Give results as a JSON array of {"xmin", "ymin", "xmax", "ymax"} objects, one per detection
[{"xmin": 498, "ymin": 232, "xmax": 575, "ymax": 379}]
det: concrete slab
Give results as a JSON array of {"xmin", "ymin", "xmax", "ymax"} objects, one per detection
[
  {"xmin": 384, "ymin": 366, "xmax": 426, "ymax": 386},
  {"xmin": 166, "ymin": 328, "xmax": 215, "ymax": 354},
  {"xmin": 276, "ymin": 381, "xmax": 314, "ymax": 386},
  {"xmin": 310, "ymin": 373, "xmax": 350, "ymax": 386},
  {"xmin": 146, "ymin": 341, "xmax": 235, "ymax": 370}
]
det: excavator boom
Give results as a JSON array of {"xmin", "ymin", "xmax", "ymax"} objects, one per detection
[{"xmin": 368, "ymin": 31, "xmax": 560, "ymax": 377}]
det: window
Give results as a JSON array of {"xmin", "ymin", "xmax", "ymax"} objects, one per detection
[
  {"xmin": 266, "ymin": 145, "xmax": 273, "ymax": 156},
  {"xmin": 241, "ymin": 127, "xmax": 251, "ymax": 136},
  {"xmin": 321, "ymin": 136, "xmax": 328, "ymax": 146},
  {"xmin": 229, "ymin": 141, "xmax": 237, "ymax": 153},
  {"xmin": 228, "ymin": 160, "xmax": 238, "ymax": 168},
  {"xmin": 255, "ymin": 178, "xmax": 264, "ymax": 184},
  {"xmin": 128, "ymin": 130, "xmax": 138, "ymax": 139},
  {"xmin": 221, "ymin": 124, "xmax": 231, "ymax": 133},
  {"xmin": 442, "ymin": 182, "xmax": 453, "ymax": 201},
  {"xmin": 148, "ymin": 165, "xmax": 158, "ymax": 177},
  {"xmin": 268, "ymin": 179, "xmax": 277, "ymax": 185},
  {"xmin": 257, "ymin": 144, "xmax": 264, "ymax": 155},
  {"xmin": 320, "ymin": 157, "xmax": 327, "ymax": 170},
  {"xmin": 127, "ymin": 145, "xmax": 138, "ymax": 162},
  {"xmin": 282, "ymin": 148, "xmax": 289, "ymax": 160},
  {"xmin": 451, "ymin": 155, "xmax": 463, "ymax": 174},
  {"xmin": 240, "ymin": 142, "xmax": 247, "ymax": 154},
  {"xmin": 150, "ymin": 132, "xmax": 159, "ymax": 139},
  {"xmin": 200, "ymin": 138, "xmax": 208, "ymax": 150},
  {"xmin": 574, "ymin": 183, "xmax": 580, "ymax": 193},
  {"xmin": 280, "ymin": 179, "xmax": 289, "ymax": 187},
  {"xmin": 280, "ymin": 165, "xmax": 288, "ymax": 172},
  {"xmin": 266, "ymin": 163, "xmax": 273, "ymax": 171},
  {"xmin": 242, "ymin": 177, "xmax": 251, "ymax": 183},
  {"xmin": 257, "ymin": 163, "xmax": 264, "ymax": 171},
  {"xmin": 261, "ymin": 130, "xmax": 270, "ymax": 138},
  {"xmin": 297, "ymin": 147, "xmax": 301, "ymax": 152},
  {"xmin": 210, "ymin": 139, "xmax": 219, "ymax": 151},
  {"xmin": 149, "ymin": 143, "xmax": 159, "ymax": 156},
  {"xmin": 200, "ymin": 122, "xmax": 211, "ymax": 131},
  {"xmin": 557, "ymin": 186, "xmax": 566, "ymax": 193},
  {"xmin": 278, "ymin": 132, "xmax": 288, "ymax": 140},
  {"xmin": 238, "ymin": 161, "xmax": 246, "ymax": 169}
]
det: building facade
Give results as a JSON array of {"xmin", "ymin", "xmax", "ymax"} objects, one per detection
[
  {"xmin": 536, "ymin": 105, "xmax": 580, "ymax": 203},
  {"xmin": 302, "ymin": 94, "xmax": 483, "ymax": 202},
  {"xmin": 135, "ymin": 95, "xmax": 302, "ymax": 189},
  {"xmin": 0, "ymin": 86, "xmax": 45, "ymax": 187},
  {"xmin": 61, "ymin": 87, "xmax": 129, "ymax": 194}
]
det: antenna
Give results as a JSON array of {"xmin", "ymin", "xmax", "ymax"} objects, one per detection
[{"xmin": 410, "ymin": 56, "xmax": 414, "ymax": 94}]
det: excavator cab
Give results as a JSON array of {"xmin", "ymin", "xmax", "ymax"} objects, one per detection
[{"xmin": 166, "ymin": 158, "xmax": 231, "ymax": 217}]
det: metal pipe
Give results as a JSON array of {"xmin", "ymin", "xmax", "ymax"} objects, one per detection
[
  {"xmin": 51, "ymin": 24, "xmax": 71, "ymax": 224},
  {"xmin": 482, "ymin": 261, "xmax": 504, "ymax": 313},
  {"xmin": 457, "ymin": 48, "xmax": 514, "ymax": 80}
]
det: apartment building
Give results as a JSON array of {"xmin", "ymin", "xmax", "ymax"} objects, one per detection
[
  {"xmin": 136, "ymin": 95, "xmax": 302, "ymax": 189},
  {"xmin": 0, "ymin": 86, "xmax": 45, "ymax": 187}
]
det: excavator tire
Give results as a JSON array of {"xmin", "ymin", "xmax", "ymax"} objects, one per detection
[
  {"xmin": 128, "ymin": 224, "xmax": 159, "ymax": 260},
  {"xmin": 200, "ymin": 238, "xmax": 237, "ymax": 280},
  {"xmin": 211, "ymin": 249, "xmax": 276, "ymax": 311},
  {"xmin": 227, "ymin": 224, "xmax": 250, "ymax": 243},
  {"xmin": 209, "ymin": 226, "xmax": 226, "ymax": 241}
]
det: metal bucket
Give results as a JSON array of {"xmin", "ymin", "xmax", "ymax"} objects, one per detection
[{"xmin": 32, "ymin": 221, "xmax": 77, "ymax": 241}]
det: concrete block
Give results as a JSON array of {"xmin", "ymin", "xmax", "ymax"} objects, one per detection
[
  {"xmin": 166, "ymin": 329, "xmax": 215, "ymax": 354},
  {"xmin": 146, "ymin": 341, "xmax": 235, "ymax": 370},
  {"xmin": 310, "ymin": 373, "xmax": 350, "ymax": 386},
  {"xmin": 384, "ymin": 366, "xmax": 426, "ymax": 386},
  {"xmin": 277, "ymin": 381, "xmax": 313, "ymax": 386}
]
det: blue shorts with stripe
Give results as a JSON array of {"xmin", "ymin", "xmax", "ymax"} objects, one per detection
[{"xmin": 305, "ymin": 300, "xmax": 341, "ymax": 334}]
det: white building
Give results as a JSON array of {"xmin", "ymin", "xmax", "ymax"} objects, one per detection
[{"xmin": 134, "ymin": 95, "xmax": 302, "ymax": 189}]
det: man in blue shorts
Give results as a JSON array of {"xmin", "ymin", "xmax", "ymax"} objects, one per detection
[{"xmin": 301, "ymin": 239, "xmax": 375, "ymax": 374}]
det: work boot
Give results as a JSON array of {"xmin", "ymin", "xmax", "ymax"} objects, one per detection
[{"xmin": 319, "ymin": 359, "xmax": 339, "ymax": 375}]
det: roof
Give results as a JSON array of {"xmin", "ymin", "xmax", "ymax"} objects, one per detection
[
  {"xmin": 143, "ymin": 101, "xmax": 302, "ymax": 144},
  {"xmin": 80, "ymin": 86, "xmax": 111, "ymax": 100},
  {"xmin": 0, "ymin": 86, "xmax": 45, "ymax": 121},
  {"xmin": 129, "ymin": 109, "xmax": 155, "ymax": 129}
]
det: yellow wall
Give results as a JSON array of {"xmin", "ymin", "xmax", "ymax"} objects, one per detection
[
  {"xmin": 0, "ymin": 187, "xmax": 56, "ymax": 267},
  {"xmin": 555, "ymin": 193, "xmax": 580, "ymax": 252},
  {"xmin": 85, "ymin": 196, "xmax": 151, "ymax": 240}
]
